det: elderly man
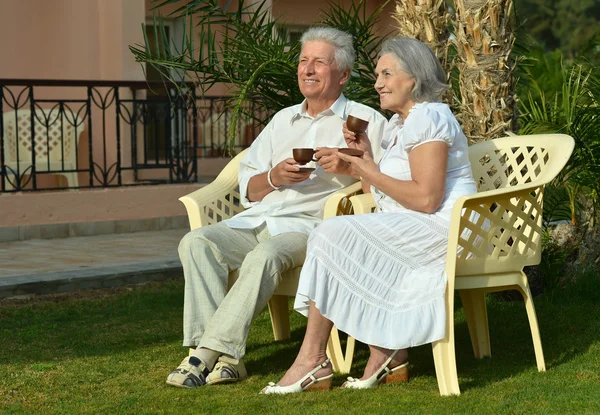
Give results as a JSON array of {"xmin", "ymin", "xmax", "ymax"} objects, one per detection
[{"xmin": 167, "ymin": 26, "xmax": 387, "ymax": 388}]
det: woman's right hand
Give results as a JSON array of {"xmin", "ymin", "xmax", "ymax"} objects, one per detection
[
  {"xmin": 342, "ymin": 123, "xmax": 373, "ymax": 158},
  {"xmin": 336, "ymin": 151, "xmax": 379, "ymax": 184}
]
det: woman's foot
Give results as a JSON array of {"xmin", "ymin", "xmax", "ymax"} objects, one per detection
[
  {"xmin": 341, "ymin": 348, "xmax": 409, "ymax": 389},
  {"xmin": 360, "ymin": 347, "xmax": 408, "ymax": 380},
  {"xmin": 276, "ymin": 353, "xmax": 332, "ymax": 387},
  {"xmin": 260, "ymin": 357, "xmax": 333, "ymax": 394}
]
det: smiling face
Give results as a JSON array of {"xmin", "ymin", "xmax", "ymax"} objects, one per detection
[
  {"xmin": 374, "ymin": 53, "xmax": 416, "ymax": 118},
  {"xmin": 297, "ymin": 40, "xmax": 350, "ymax": 114}
]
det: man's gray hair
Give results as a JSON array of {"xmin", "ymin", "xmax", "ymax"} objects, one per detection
[
  {"xmin": 379, "ymin": 37, "xmax": 448, "ymax": 102},
  {"xmin": 300, "ymin": 27, "xmax": 355, "ymax": 71}
]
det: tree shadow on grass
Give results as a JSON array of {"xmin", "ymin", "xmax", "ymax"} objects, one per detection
[
  {"xmin": 448, "ymin": 294, "xmax": 600, "ymax": 393},
  {"xmin": 244, "ymin": 293, "xmax": 600, "ymax": 394},
  {"xmin": 1, "ymin": 281, "xmax": 597, "ymax": 395},
  {"xmin": 0, "ymin": 281, "xmax": 187, "ymax": 365}
]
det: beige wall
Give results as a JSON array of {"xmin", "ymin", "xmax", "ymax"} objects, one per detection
[
  {"xmin": 0, "ymin": 0, "xmax": 397, "ymax": 230},
  {"xmin": 0, "ymin": 0, "xmax": 145, "ymax": 80},
  {"xmin": 271, "ymin": 0, "xmax": 396, "ymax": 35}
]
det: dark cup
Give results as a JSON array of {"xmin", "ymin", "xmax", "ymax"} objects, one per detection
[
  {"xmin": 293, "ymin": 148, "xmax": 317, "ymax": 165},
  {"xmin": 346, "ymin": 115, "xmax": 369, "ymax": 133}
]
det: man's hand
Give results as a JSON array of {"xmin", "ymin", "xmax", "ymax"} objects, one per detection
[
  {"xmin": 246, "ymin": 158, "xmax": 311, "ymax": 202},
  {"xmin": 269, "ymin": 158, "xmax": 312, "ymax": 187},
  {"xmin": 315, "ymin": 147, "xmax": 352, "ymax": 175}
]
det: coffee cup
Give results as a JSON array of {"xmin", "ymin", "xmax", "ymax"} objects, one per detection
[
  {"xmin": 293, "ymin": 148, "xmax": 317, "ymax": 165},
  {"xmin": 346, "ymin": 115, "xmax": 369, "ymax": 133}
]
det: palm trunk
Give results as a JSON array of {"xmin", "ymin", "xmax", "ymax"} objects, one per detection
[
  {"xmin": 453, "ymin": 0, "xmax": 517, "ymax": 143},
  {"xmin": 392, "ymin": 0, "xmax": 452, "ymax": 105},
  {"xmin": 392, "ymin": 0, "xmax": 451, "ymax": 71}
]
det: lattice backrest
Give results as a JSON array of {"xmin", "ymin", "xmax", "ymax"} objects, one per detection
[
  {"xmin": 469, "ymin": 137, "xmax": 553, "ymax": 192},
  {"xmin": 2, "ymin": 109, "xmax": 81, "ymax": 163},
  {"xmin": 201, "ymin": 188, "xmax": 246, "ymax": 226},
  {"xmin": 453, "ymin": 134, "xmax": 575, "ymax": 276},
  {"xmin": 199, "ymin": 149, "xmax": 248, "ymax": 226}
]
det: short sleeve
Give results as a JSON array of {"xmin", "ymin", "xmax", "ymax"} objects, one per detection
[{"xmin": 402, "ymin": 106, "xmax": 459, "ymax": 152}]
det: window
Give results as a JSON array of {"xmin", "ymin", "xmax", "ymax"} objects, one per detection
[
  {"xmin": 142, "ymin": 19, "xmax": 185, "ymax": 162},
  {"xmin": 276, "ymin": 24, "xmax": 309, "ymax": 47}
]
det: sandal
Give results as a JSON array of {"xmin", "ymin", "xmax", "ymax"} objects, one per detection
[
  {"xmin": 206, "ymin": 357, "xmax": 248, "ymax": 385},
  {"xmin": 166, "ymin": 356, "xmax": 210, "ymax": 388},
  {"xmin": 260, "ymin": 358, "xmax": 333, "ymax": 395},
  {"xmin": 341, "ymin": 350, "xmax": 409, "ymax": 389}
]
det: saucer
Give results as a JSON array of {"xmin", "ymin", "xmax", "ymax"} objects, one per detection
[{"xmin": 338, "ymin": 148, "xmax": 364, "ymax": 157}]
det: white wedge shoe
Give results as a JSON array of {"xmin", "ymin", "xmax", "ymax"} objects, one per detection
[
  {"xmin": 341, "ymin": 350, "xmax": 409, "ymax": 389},
  {"xmin": 260, "ymin": 358, "xmax": 333, "ymax": 395}
]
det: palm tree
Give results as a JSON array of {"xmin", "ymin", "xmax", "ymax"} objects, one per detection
[
  {"xmin": 391, "ymin": 0, "xmax": 451, "ymax": 74},
  {"xmin": 452, "ymin": 0, "xmax": 517, "ymax": 143}
]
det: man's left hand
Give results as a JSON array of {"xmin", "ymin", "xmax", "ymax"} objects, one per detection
[{"xmin": 316, "ymin": 147, "xmax": 351, "ymax": 175}]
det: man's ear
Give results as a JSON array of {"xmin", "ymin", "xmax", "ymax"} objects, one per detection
[{"xmin": 339, "ymin": 69, "xmax": 351, "ymax": 86}]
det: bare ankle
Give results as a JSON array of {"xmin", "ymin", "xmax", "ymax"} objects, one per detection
[{"xmin": 294, "ymin": 351, "xmax": 329, "ymax": 367}]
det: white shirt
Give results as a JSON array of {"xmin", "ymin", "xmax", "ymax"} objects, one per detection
[
  {"xmin": 223, "ymin": 94, "xmax": 388, "ymax": 236},
  {"xmin": 372, "ymin": 102, "xmax": 476, "ymax": 222}
]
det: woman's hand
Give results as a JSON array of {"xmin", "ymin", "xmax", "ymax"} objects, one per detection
[
  {"xmin": 336, "ymin": 151, "xmax": 379, "ymax": 183},
  {"xmin": 342, "ymin": 123, "xmax": 373, "ymax": 158}
]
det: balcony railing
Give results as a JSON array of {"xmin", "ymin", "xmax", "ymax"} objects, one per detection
[{"xmin": 0, "ymin": 79, "xmax": 267, "ymax": 192}]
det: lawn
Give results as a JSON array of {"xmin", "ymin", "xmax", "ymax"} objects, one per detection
[{"xmin": 1, "ymin": 277, "xmax": 599, "ymax": 414}]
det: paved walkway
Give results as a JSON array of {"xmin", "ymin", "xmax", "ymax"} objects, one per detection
[{"xmin": 0, "ymin": 229, "xmax": 188, "ymax": 299}]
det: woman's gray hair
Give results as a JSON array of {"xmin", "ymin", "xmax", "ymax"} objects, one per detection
[
  {"xmin": 300, "ymin": 27, "xmax": 355, "ymax": 71},
  {"xmin": 379, "ymin": 37, "xmax": 448, "ymax": 102}
]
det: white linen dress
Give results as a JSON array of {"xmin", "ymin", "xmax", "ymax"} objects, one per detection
[{"xmin": 293, "ymin": 102, "xmax": 477, "ymax": 349}]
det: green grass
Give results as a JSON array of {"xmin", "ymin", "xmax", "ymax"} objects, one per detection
[{"xmin": 1, "ymin": 279, "xmax": 599, "ymax": 415}]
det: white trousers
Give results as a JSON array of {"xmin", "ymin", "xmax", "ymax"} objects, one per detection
[{"xmin": 179, "ymin": 221, "xmax": 308, "ymax": 361}]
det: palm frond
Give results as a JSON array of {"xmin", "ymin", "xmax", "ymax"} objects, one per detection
[
  {"xmin": 519, "ymin": 52, "xmax": 600, "ymax": 223},
  {"xmin": 543, "ymin": 183, "xmax": 577, "ymax": 227},
  {"xmin": 130, "ymin": 0, "xmax": 390, "ymax": 153}
]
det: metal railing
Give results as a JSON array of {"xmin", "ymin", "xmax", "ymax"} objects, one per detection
[{"xmin": 0, "ymin": 79, "xmax": 267, "ymax": 192}]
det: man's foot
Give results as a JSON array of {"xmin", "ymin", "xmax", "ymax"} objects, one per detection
[
  {"xmin": 206, "ymin": 357, "xmax": 248, "ymax": 385},
  {"xmin": 166, "ymin": 356, "xmax": 210, "ymax": 388}
]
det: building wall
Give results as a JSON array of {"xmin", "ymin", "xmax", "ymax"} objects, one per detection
[
  {"xmin": 0, "ymin": 0, "xmax": 145, "ymax": 80},
  {"xmin": 271, "ymin": 0, "xmax": 396, "ymax": 36},
  {"xmin": 0, "ymin": 0, "xmax": 398, "ymax": 232}
]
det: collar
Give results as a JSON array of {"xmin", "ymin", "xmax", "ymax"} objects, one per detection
[
  {"xmin": 381, "ymin": 113, "xmax": 403, "ymax": 150},
  {"xmin": 408, "ymin": 101, "xmax": 428, "ymax": 115},
  {"xmin": 291, "ymin": 94, "xmax": 347, "ymax": 124},
  {"xmin": 381, "ymin": 102, "xmax": 430, "ymax": 149}
]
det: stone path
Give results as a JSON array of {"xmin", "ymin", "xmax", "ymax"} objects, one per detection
[{"xmin": 0, "ymin": 229, "xmax": 188, "ymax": 299}]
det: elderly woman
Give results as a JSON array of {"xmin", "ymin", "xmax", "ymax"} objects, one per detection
[{"xmin": 261, "ymin": 36, "xmax": 477, "ymax": 394}]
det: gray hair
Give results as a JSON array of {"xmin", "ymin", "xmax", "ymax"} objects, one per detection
[
  {"xmin": 300, "ymin": 27, "xmax": 355, "ymax": 71},
  {"xmin": 379, "ymin": 37, "xmax": 448, "ymax": 102}
]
